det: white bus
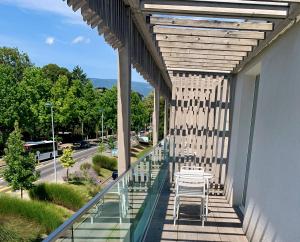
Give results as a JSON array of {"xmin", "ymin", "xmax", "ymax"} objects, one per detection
[{"xmin": 24, "ymin": 141, "xmax": 58, "ymax": 162}]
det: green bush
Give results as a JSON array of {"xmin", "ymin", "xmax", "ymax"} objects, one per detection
[
  {"xmin": 0, "ymin": 194, "xmax": 70, "ymax": 233},
  {"xmin": 29, "ymin": 183, "xmax": 86, "ymax": 211},
  {"xmin": 92, "ymin": 155, "xmax": 117, "ymax": 172}
]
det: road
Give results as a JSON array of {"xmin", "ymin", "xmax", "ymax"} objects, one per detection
[{"xmin": 0, "ymin": 146, "xmax": 100, "ymax": 193}]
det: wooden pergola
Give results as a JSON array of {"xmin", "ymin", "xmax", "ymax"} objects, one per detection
[
  {"xmin": 141, "ymin": 0, "xmax": 300, "ymax": 74},
  {"xmin": 65, "ymin": 0, "xmax": 300, "ymax": 175}
]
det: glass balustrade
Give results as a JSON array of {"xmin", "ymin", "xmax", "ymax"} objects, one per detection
[{"xmin": 44, "ymin": 137, "xmax": 170, "ymax": 242}]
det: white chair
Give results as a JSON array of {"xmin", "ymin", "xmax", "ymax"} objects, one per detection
[
  {"xmin": 173, "ymin": 174, "xmax": 206, "ymax": 226},
  {"xmin": 179, "ymin": 167, "xmax": 209, "ymax": 218},
  {"xmin": 180, "ymin": 166, "xmax": 204, "ymax": 172}
]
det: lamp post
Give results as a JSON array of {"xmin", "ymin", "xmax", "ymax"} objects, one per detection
[
  {"xmin": 45, "ymin": 102, "xmax": 57, "ymax": 183},
  {"xmin": 100, "ymin": 109, "xmax": 104, "ymax": 143}
]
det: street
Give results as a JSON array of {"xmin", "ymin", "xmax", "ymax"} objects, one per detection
[{"xmin": 0, "ymin": 146, "xmax": 100, "ymax": 193}]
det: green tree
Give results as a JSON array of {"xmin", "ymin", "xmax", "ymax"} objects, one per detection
[
  {"xmin": 0, "ymin": 47, "xmax": 31, "ymax": 78},
  {"xmin": 18, "ymin": 67, "xmax": 52, "ymax": 139},
  {"xmin": 99, "ymin": 86, "xmax": 117, "ymax": 134},
  {"xmin": 3, "ymin": 122, "xmax": 39, "ymax": 198},
  {"xmin": 98, "ymin": 142, "xmax": 105, "ymax": 154},
  {"xmin": 60, "ymin": 148, "xmax": 76, "ymax": 181},
  {"xmin": 131, "ymin": 91, "xmax": 148, "ymax": 132},
  {"xmin": 42, "ymin": 64, "xmax": 71, "ymax": 83},
  {"xmin": 0, "ymin": 65, "xmax": 19, "ymax": 151},
  {"xmin": 71, "ymin": 65, "xmax": 88, "ymax": 85}
]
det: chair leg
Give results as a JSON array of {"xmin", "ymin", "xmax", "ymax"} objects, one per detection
[
  {"xmin": 173, "ymin": 196, "xmax": 177, "ymax": 225},
  {"xmin": 201, "ymin": 198, "xmax": 205, "ymax": 227},
  {"xmin": 205, "ymin": 196, "xmax": 208, "ymax": 221}
]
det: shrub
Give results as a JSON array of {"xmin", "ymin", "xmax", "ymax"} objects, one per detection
[
  {"xmin": 92, "ymin": 155, "xmax": 117, "ymax": 172},
  {"xmin": 0, "ymin": 194, "xmax": 70, "ymax": 233},
  {"xmin": 29, "ymin": 183, "xmax": 86, "ymax": 211}
]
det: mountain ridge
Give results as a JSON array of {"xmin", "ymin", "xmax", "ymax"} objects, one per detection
[{"xmin": 90, "ymin": 78, "xmax": 153, "ymax": 97}]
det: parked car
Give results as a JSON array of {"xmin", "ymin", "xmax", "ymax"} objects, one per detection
[
  {"xmin": 73, "ymin": 140, "xmax": 91, "ymax": 149},
  {"xmin": 79, "ymin": 140, "xmax": 91, "ymax": 149}
]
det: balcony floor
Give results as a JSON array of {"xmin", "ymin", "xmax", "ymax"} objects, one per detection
[{"xmin": 145, "ymin": 181, "xmax": 248, "ymax": 242}]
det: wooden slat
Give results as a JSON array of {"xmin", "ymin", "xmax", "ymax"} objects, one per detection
[
  {"xmin": 153, "ymin": 26, "xmax": 266, "ymax": 39},
  {"xmin": 235, "ymin": 4, "xmax": 300, "ymax": 72},
  {"xmin": 162, "ymin": 52, "xmax": 244, "ymax": 61},
  {"xmin": 163, "ymin": 56, "xmax": 240, "ymax": 65},
  {"xmin": 242, "ymin": 0, "xmax": 300, "ymax": 2},
  {"xmin": 150, "ymin": 16, "xmax": 274, "ymax": 31},
  {"xmin": 142, "ymin": 1, "xmax": 288, "ymax": 18},
  {"xmin": 166, "ymin": 62, "xmax": 235, "ymax": 70},
  {"xmin": 156, "ymin": 34, "xmax": 258, "ymax": 46},
  {"xmin": 165, "ymin": 61, "xmax": 236, "ymax": 68},
  {"xmin": 167, "ymin": 64, "xmax": 233, "ymax": 70},
  {"xmin": 158, "ymin": 41, "xmax": 253, "ymax": 52},
  {"xmin": 167, "ymin": 67, "xmax": 232, "ymax": 73},
  {"xmin": 160, "ymin": 47, "xmax": 248, "ymax": 57}
]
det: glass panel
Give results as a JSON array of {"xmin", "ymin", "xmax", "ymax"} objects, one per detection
[{"xmin": 47, "ymin": 138, "xmax": 170, "ymax": 242}]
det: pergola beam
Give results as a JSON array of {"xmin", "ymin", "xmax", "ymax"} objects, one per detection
[
  {"xmin": 160, "ymin": 47, "xmax": 248, "ymax": 57},
  {"xmin": 156, "ymin": 34, "xmax": 258, "ymax": 46},
  {"xmin": 150, "ymin": 16, "xmax": 274, "ymax": 31},
  {"xmin": 158, "ymin": 41, "xmax": 252, "ymax": 51},
  {"xmin": 163, "ymin": 57, "xmax": 240, "ymax": 65},
  {"xmin": 153, "ymin": 26, "xmax": 266, "ymax": 39},
  {"xmin": 234, "ymin": 3, "xmax": 300, "ymax": 72},
  {"xmin": 162, "ymin": 52, "xmax": 244, "ymax": 61},
  {"xmin": 239, "ymin": 0, "xmax": 300, "ymax": 2},
  {"xmin": 142, "ymin": 1, "xmax": 288, "ymax": 19},
  {"xmin": 167, "ymin": 67, "xmax": 232, "ymax": 73},
  {"xmin": 165, "ymin": 61, "xmax": 236, "ymax": 68}
]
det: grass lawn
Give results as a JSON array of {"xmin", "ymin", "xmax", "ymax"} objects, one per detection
[
  {"xmin": 100, "ymin": 167, "xmax": 113, "ymax": 181},
  {"xmin": 0, "ymin": 194, "xmax": 71, "ymax": 241},
  {"xmin": 136, "ymin": 145, "xmax": 152, "ymax": 159},
  {"xmin": 0, "ymin": 215, "xmax": 45, "ymax": 242}
]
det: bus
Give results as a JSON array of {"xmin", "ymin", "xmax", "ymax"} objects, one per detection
[{"xmin": 24, "ymin": 141, "xmax": 58, "ymax": 162}]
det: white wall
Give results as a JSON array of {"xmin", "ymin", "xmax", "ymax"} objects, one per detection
[{"xmin": 227, "ymin": 21, "xmax": 300, "ymax": 241}]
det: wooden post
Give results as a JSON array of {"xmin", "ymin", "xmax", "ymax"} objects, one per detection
[
  {"xmin": 117, "ymin": 8, "xmax": 131, "ymax": 174},
  {"xmin": 164, "ymin": 98, "xmax": 169, "ymax": 137},
  {"xmin": 153, "ymin": 87, "xmax": 160, "ymax": 146}
]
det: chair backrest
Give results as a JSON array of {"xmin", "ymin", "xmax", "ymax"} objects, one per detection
[
  {"xmin": 179, "ymin": 168, "xmax": 205, "ymax": 177},
  {"xmin": 176, "ymin": 175, "xmax": 206, "ymax": 196},
  {"xmin": 181, "ymin": 166, "xmax": 204, "ymax": 171}
]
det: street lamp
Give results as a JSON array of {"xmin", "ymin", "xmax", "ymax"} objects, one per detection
[
  {"xmin": 45, "ymin": 102, "xmax": 57, "ymax": 183},
  {"xmin": 99, "ymin": 108, "xmax": 104, "ymax": 143}
]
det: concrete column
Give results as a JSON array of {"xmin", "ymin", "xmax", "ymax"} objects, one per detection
[
  {"xmin": 117, "ymin": 21, "xmax": 131, "ymax": 174},
  {"xmin": 164, "ymin": 98, "xmax": 169, "ymax": 137},
  {"xmin": 153, "ymin": 87, "xmax": 160, "ymax": 146}
]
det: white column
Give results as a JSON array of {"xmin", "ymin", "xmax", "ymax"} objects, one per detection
[
  {"xmin": 164, "ymin": 98, "xmax": 169, "ymax": 138},
  {"xmin": 153, "ymin": 87, "xmax": 160, "ymax": 146},
  {"xmin": 117, "ymin": 35, "xmax": 131, "ymax": 174}
]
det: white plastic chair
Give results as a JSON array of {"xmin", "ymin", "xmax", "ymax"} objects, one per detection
[
  {"xmin": 179, "ymin": 166, "xmax": 209, "ymax": 217},
  {"xmin": 173, "ymin": 174, "xmax": 206, "ymax": 226},
  {"xmin": 180, "ymin": 166, "xmax": 204, "ymax": 172}
]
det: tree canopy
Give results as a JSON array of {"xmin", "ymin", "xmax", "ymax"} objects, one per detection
[{"xmin": 0, "ymin": 47, "xmax": 161, "ymax": 155}]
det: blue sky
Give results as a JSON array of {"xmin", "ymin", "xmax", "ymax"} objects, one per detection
[{"xmin": 0, "ymin": 0, "xmax": 145, "ymax": 82}]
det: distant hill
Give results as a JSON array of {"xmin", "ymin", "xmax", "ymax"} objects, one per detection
[{"xmin": 90, "ymin": 78, "xmax": 153, "ymax": 97}]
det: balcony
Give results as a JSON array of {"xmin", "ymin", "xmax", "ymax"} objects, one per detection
[{"xmin": 44, "ymin": 138, "xmax": 247, "ymax": 242}]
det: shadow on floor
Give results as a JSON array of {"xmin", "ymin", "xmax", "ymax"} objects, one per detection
[{"xmin": 144, "ymin": 179, "xmax": 248, "ymax": 242}]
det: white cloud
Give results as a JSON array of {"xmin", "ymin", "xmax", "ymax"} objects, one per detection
[
  {"xmin": 0, "ymin": 0, "xmax": 84, "ymax": 25},
  {"xmin": 45, "ymin": 37, "xmax": 55, "ymax": 45},
  {"xmin": 72, "ymin": 36, "xmax": 90, "ymax": 44}
]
